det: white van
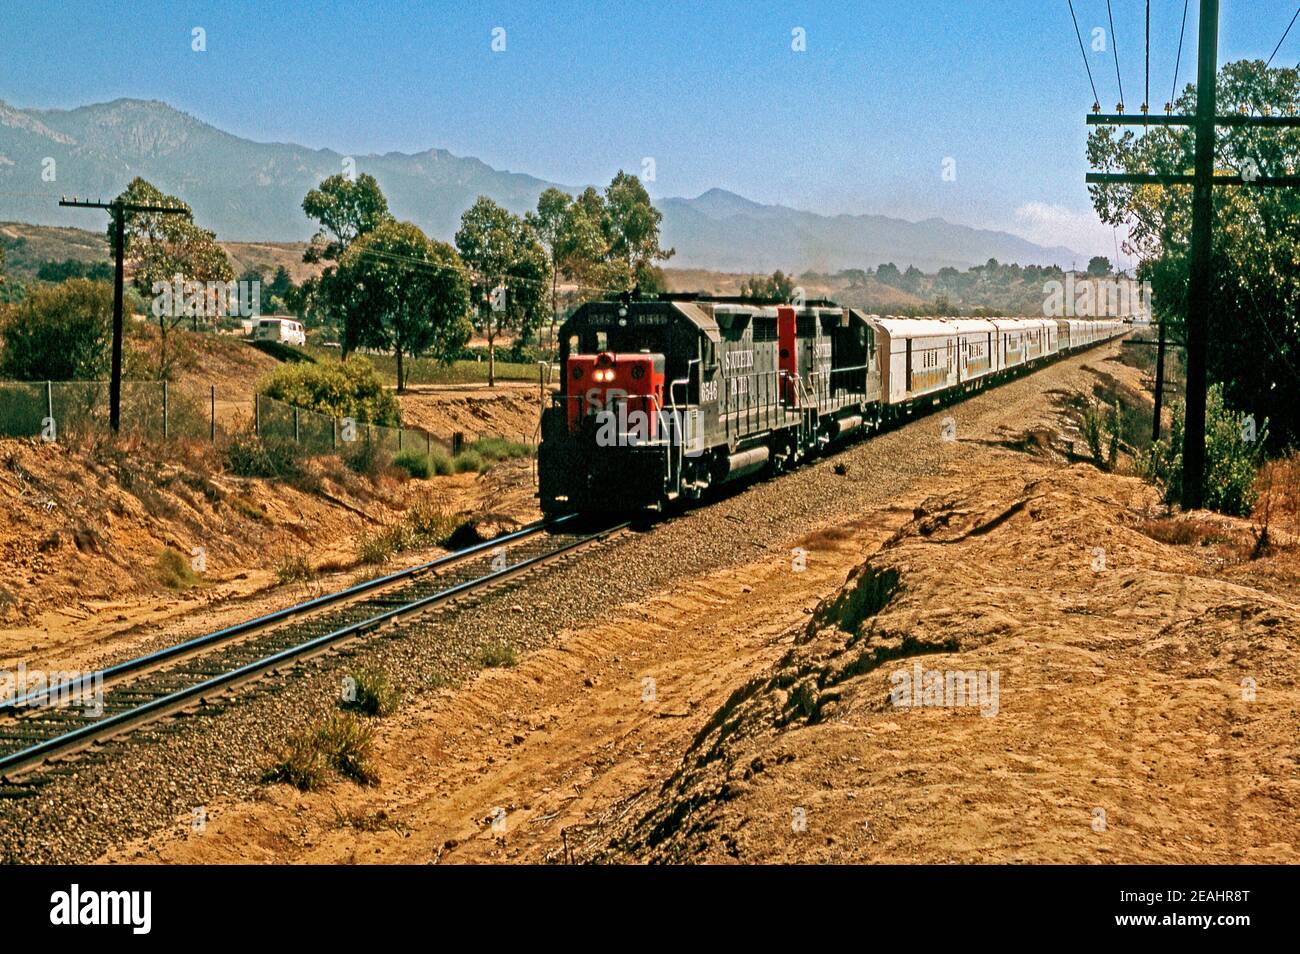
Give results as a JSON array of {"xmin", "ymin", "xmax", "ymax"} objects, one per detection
[{"xmin": 253, "ymin": 318, "xmax": 306, "ymax": 346}]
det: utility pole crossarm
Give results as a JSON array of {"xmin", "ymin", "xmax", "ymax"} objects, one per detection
[
  {"xmin": 1087, "ymin": 173, "xmax": 1300, "ymax": 186},
  {"xmin": 1086, "ymin": 113, "xmax": 1300, "ymax": 127}
]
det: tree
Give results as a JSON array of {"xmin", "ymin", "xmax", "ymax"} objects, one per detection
[
  {"xmin": 741, "ymin": 270, "xmax": 795, "ymax": 300},
  {"xmin": 334, "ymin": 221, "xmax": 472, "ymax": 392},
  {"xmin": 0, "ymin": 279, "xmax": 113, "ymax": 380},
  {"xmin": 602, "ymin": 171, "xmax": 674, "ymax": 290},
  {"xmin": 556, "ymin": 187, "xmax": 612, "ymax": 293},
  {"xmin": 900, "ymin": 265, "xmax": 925, "ymax": 293},
  {"xmin": 456, "ymin": 197, "xmax": 552, "ymax": 386},
  {"xmin": 301, "ymin": 172, "xmax": 394, "ymax": 330},
  {"xmin": 1088, "ymin": 58, "xmax": 1300, "ymax": 449},
  {"xmin": 109, "ymin": 178, "xmax": 233, "ymax": 374},
  {"xmin": 1086, "ymin": 255, "xmax": 1113, "ymax": 277},
  {"xmin": 876, "ymin": 262, "xmax": 902, "ymax": 285},
  {"xmin": 525, "ymin": 187, "xmax": 572, "ymax": 338}
]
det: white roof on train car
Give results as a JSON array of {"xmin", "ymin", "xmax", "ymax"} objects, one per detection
[{"xmin": 870, "ymin": 316, "xmax": 1053, "ymax": 338}]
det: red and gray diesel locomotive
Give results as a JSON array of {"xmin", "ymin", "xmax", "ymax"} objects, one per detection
[{"xmin": 538, "ymin": 294, "xmax": 1127, "ymax": 514}]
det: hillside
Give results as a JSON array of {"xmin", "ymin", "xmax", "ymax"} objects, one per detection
[
  {"xmin": 0, "ymin": 221, "xmax": 323, "ymax": 285},
  {"xmin": 0, "ymin": 97, "xmax": 1083, "ymax": 271}
]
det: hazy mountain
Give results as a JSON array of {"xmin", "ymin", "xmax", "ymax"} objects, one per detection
[{"xmin": 0, "ymin": 98, "xmax": 1084, "ymax": 271}]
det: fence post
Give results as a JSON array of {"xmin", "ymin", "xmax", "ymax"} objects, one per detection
[
  {"xmin": 452, "ymin": 431, "xmax": 464, "ymax": 455},
  {"xmin": 398, "ymin": 427, "xmax": 403, "ymax": 453},
  {"xmin": 210, "ymin": 385, "xmax": 216, "ymax": 442},
  {"xmin": 255, "ymin": 393, "xmax": 261, "ymax": 436},
  {"xmin": 293, "ymin": 406, "xmax": 299, "ymax": 444},
  {"xmin": 45, "ymin": 381, "xmax": 52, "ymax": 424},
  {"xmin": 425, "ymin": 430, "xmax": 431, "ymax": 457},
  {"xmin": 332, "ymin": 417, "xmax": 337, "ymax": 450},
  {"xmin": 163, "ymin": 381, "xmax": 169, "ymax": 440}
]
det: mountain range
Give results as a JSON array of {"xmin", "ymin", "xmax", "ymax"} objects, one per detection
[{"xmin": 0, "ymin": 97, "xmax": 1084, "ymax": 273}]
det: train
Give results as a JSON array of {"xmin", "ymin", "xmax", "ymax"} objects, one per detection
[{"xmin": 537, "ymin": 295, "xmax": 1128, "ymax": 514}]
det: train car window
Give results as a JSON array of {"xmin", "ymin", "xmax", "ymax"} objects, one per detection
[{"xmin": 595, "ymin": 331, "xmax": 608, "ymax": 351}]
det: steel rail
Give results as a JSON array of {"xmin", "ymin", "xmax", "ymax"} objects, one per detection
[
  {"xmin": 0, "ymin": 517, "xmax": 624, "ymax": 779},
  {"xmin": 0, "ymin": 513, "xmax": 576, "ymax": 713}
]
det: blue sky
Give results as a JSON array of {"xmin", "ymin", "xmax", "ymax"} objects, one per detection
[{"xmin": 1, "ymin": 0, "xmax": 1297, "ymax": 261}]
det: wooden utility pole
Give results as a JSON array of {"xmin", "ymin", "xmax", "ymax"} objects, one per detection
[
  {"xmin": 59, "ymin": 197, "xmax": 191, "ymax": 431},
  {"xmin": 1086, "ymin": 0, "xmax": 1300, "ymax": 509}
]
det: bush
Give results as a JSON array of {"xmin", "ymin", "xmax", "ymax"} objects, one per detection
[
  {"xmin": 393, "ymin": 449, "xmax": 431, "ymax": 479},
  {"xmin": 342, "ymin": 437, "xmax": 391, "ymax": 478},
  {"xmin": 452, "ymin": 449, "xmax": 486, "ymax": 473},
  {"xmin": 262, "ymin": 712, "xmax": 378, "ymax": 789},
  {"xmin": 355, "ymin": 523, "xmax": 411, "ymax": 564},
  {"xmin": 480, "ymin": 644, "xmax": 519, "ymax": 668},
  {"xmin": 429, "ymin": 445, "xmax": 454, "ymax": 476},
  {"xmin": 223, "ymin": 428, "xmax": 302, "ymax": 479},
  {"xmin": 274, "ymin": 553, "xmax": 314, "ymax": 584},
  {"xmin": 261, "ymin": 731, "xmax": 329, "ymax": 791},
  {"xmin": 406, "ymin": 497, "xmax": 460, "ymax": 545},
  {"xmin": 0, "ymin": 279, "xmax": 113, "ymax": 380},
  {"xmin": 469, "ymin": 436, "xmax": 534, "ymax": 462},
  {"xmin": 317, "ymin": 712, "xmax": 379, "ymax": 785},
  {"xmin": 257, "ymin": 357, "xmax": 399, "ymax": 426},
  {"xmin": 155, "ymin": 547, "xmax": 201, "ymax": 590},
  {"xmin": 342, "ymin": 669, "xmax": 399, "ymax": 717},
  {"xmin": 1140, "ymin": 384, "xmax": 1267, "ymax": 516}
]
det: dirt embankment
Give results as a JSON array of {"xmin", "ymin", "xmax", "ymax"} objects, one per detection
[
  {"xmin": 600, "ymin": 466, "xmax": 1299, "ymax": 863},
  {"xmin": 396, "ymin": 382, "xmax": 544, "ymax": 445},
  {"xmin": 0, "ymin": 435, "xmax": 540, "ymax": 673}
]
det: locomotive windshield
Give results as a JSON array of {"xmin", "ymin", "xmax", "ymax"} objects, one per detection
[{"xmin": 568, "ymin": 325, "xmax": 669, "ymax": 355}]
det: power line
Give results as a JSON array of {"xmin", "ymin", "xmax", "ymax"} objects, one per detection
[
  {"xmin": 1068, "ymin": 1, "xmax": 1101, "ymax": 110},
  {"xmin": 1170, "ymin": 0, "xmax": 1191, "ymax": 110},
  {"xmin": 1107, "ymin": 0, "xmax": 1126, "ymax": 110},
  {"xmin": 1265, "ymin": 5, "xmax": 1300, "ymax": 69}
]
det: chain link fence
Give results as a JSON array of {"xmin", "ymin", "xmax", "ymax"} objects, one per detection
[
  {"xmin": 253, "ymin": 392, "xmax": 449, "ymax": 457},
  {"xmin": 0, "ymin": 380, "xmax": 220, "ymax": 442},
  {"xmin": 0, "ymin": 381, "xmax": 447, "ymax": 459}
]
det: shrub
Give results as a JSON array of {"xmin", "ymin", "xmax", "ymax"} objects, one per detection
[
  {"xmin": 1140, "ymin": 384, "xmax": 1267, "ymax": 516},
  {"xmin": 342, "ymin": 669, "xmax": 399, "ymax": 717},
  {"xmin": 261, "ymin": 731, "xmax": 329, "ymax": 791},
  {"xmin": 257, "ymin": 357, "xmax": 400, "ymax": 426},
  {"xmin": 342, "ymin": 437, "xmax": 391, "ymax": 479},
  {"xmin": 275, "ymin": 553, "xmax": 314, "ymax": 584},
  {"xmin": 480, "ymin": 644, "xmax": 519, "ymax": 668},
  {"xmin": 406, "ymin": 498, "xmax": 460, "ymax": 546},
  {"xmin": 155, "ymin": 547, "xmax": 201, "ymax": 590},
  {"xmin": 429, "ymin": 445, "xmax": 454, "ymax": 476},
  {"xmin": 262, "ymin": 712, "xmax": 378, "ymax": 789},
  {"xmin": 223, "ymin": 427, "xmax": 302, "ymax": 479},
  {"xmin": 452, "ymin": 449, "xmax": 486, "ymax": 473},
  {"xmin": 317, "ymin": 712, "xmax": 379, "ymax": 785},
  {"xmin": 393, "ymin": 449, "xmax": 431, "ymax": 479},
  {"xmin": 0, "ymin": 279, "xmax": 112, "ymax": 380},
  {"xmin": 469, "ymin": 436, "xmax": 534, "ymax": 462},
  {"xmin": 355, "ymin": 523, "xmax": 411, "ymax": 564}
]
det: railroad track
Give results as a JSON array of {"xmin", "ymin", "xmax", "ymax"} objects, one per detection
[{"xmin": 0, "ymin": 514, "xmax": 627, "ymax": 782}]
